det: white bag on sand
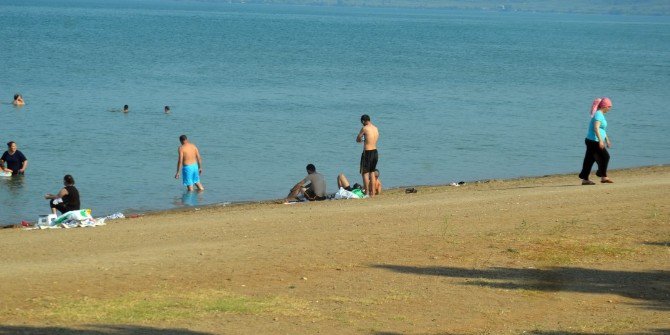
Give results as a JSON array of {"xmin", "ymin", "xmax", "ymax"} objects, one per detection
[
  {"xmin": 334, "ymin": 187, "xmax": 361, "ymax": 200},
  {"xmin": 52, "ymin": 209, "xmax": 92, "ymax": 225}
]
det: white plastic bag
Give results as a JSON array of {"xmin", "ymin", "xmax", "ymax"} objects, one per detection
[{"xmin": 334, "ymin": 187, "xmax": 361, "ymax": 200}]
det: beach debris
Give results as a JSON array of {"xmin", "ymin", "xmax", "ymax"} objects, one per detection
[
  {"xmin": 37, "ymin": 214, "xmax": 58, "ymax": 226},
  {"xmin": 334, "ymin": 187, "xmax": 364, "ymax": 199},
  {"xmin": 28, "ymin": 209, "xmax": 106, "ymax": 230},
  {"xmin": 103, "ymin": 212, "xmax": 125, "ymax": 220},
  {"xmin": 405, "ymin": 188, "xmax": 418, "ymax": 193}
]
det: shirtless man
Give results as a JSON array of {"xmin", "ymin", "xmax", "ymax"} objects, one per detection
[
  {"xmin": 356, "ymin": 114, "xmax": 379, "ymax": 197},
  {"xmin": 174, "ymin": 135, "xmax": 204, "ymax": 191}
]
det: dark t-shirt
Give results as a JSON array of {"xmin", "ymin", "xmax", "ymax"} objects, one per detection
[
  {"xmin": 1, "ymin": 150, "xmax": 27, "ymax": 175},
  {"xmin": 63, "ymin": 185, "xmax": 81, "ymax": 212}
]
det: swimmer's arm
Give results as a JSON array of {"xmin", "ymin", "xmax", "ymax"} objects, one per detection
[
  {"xmin": 594, "ymin": 121, "xmax": 606, "ymax": 149},
  {"xmin": 175, "ymin": 148, "xmax": 184, "ymax": 178},
  {"xmin": 19, "ymin": 159, "xmax": 28, "ymax": 173},
  {"xmin": 291, "ymin": 179, "xmax": 305, "ymax": 192},
  {"xmin": 196, "ymin": 148, "xmax": 203, "ymax": 173},
  {"xmin": 0, "ymin": 160, "xmax": 11, "ymax": 172},
  {"xmin": 356, "ymin": 127, "xmax": 365, "ymax": 143},
  {"xmin": 45, "ymin": 188, "xmax": 68, "ymax": 200}
]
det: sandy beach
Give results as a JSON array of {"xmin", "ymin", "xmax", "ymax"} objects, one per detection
[{"xmin": 0, "ymin": 166, "xmax": 668, "ymax": 334}]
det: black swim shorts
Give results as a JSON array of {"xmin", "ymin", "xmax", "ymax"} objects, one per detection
[
  {"xmin": 360, "ymin": 149, "xmax": 378, "ymax": 174},
  {"xmin": 304, "ymin": 188, "xmax": 326, "ymax": 201}
]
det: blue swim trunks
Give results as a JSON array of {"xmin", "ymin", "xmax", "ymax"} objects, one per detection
[{"xmin": 182, "ymin": 163, "xmax": 200, "ymax": 186}]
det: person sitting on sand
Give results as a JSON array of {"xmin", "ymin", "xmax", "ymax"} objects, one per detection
[
  {"xmin": 337, "ymin": 170, "xmax": 381, "ymax": 195},
  {"xmin": 45, "ymin": 174, "xmax": 81, "ymax": 215},
  {"xmin": 12, "ymin": 94, "xmax": 24, "ymax": 106},
  {"xmin": 285, "ymin": 163, "xmax": 326, "ymax": 202},
  {"xmin": 123, "ymin": 104, "xmax": 129, "ymax": 113}
]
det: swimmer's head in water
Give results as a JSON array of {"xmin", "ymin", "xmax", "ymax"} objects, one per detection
[
  {"xmin": 13, "ymin": 94, "xmax": 20, "ymax": 100},
  {"xmin": 179, "ymin": 135, "xmax": 187, "ymax": 144},
  {"xmin": 123, "ymin": 105, "xmax": 129, "ymax": 110},
  {"xmin": 164, "ymin": 106, "xmax": 170, "ymax": 112},
  {"xmin": 306, "ymin": 164, "xmax": 316, "ymax": 173}
]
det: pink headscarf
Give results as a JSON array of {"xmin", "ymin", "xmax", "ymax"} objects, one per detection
[{"xmin": 590, "ymin": 97, "xmax": 612, "ymax": 117}]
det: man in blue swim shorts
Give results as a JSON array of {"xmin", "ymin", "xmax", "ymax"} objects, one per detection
[{"xmin": 174, "ymin": 135, "xmax": 205, "ymax": 191}]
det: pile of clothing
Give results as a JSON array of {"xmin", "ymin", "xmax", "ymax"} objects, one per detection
[
  {"xmin": 34, "ymin": 209, "xmax": 106, "ymax": 229},
  {"xmin": 333, "ymin": 185, "xmax": 366, "ymax": 200}
]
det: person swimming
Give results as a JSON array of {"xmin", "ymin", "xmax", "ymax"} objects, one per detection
[
  {"xmin": 12, "ymin": 94, "xmax": 25, "ymax": 106},
  {"xmin": 123, "ymin": 104, "xmax": 129, "ymax": 113},
  {"xmin": 164, "ymin": 105, "xmax": 170, "ymax": 113}
]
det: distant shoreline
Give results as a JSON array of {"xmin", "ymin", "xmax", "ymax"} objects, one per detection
[{"xmin": 188, "ymin": 1, "xmax": 670, "ymax": 17}]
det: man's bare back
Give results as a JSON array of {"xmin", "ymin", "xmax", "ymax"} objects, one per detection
[
  {"xmin": 175, "ymin": 135, "xmax": 204, "ymax": 191},
  {"xmin": 179, "ymin": 143, "xmax": 200, "ymax": 166},
  {"xmin": 358, "ymin": 123, "xmax": 379, "ymax": 150}
]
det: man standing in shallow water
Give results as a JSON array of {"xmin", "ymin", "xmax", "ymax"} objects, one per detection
[
  {"xmin": 357, "ymin": 114, "xmax": 379, "ymax": 197},
  {"xmin": 175, "ymin": 135, "xmax": 204, "ymax": 191}
]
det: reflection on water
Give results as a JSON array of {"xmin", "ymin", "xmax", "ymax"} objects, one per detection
[
  {"xmin": 1, "ymin": 175, "xmax": 25, "ymax": 196},
  {"xmin": 180, "ymin": 191, "xmax": 203, "ymax": 207}
]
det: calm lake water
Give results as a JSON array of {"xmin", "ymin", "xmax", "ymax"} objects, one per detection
[{"xmin": 1, "ymin": 0, "xmax": 669, "ymax": 224}]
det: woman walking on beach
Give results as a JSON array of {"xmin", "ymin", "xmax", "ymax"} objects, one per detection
[{"xmin": 579, "ymin": 97, "xmax": 614, "ymax": 185}]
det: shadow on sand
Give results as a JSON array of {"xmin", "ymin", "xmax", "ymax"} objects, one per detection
[
  {"xmin": 474, "ymin": 183, "xmax": 582, "ymax": 192},
  {"xmin": 372, "ymin": 265, "xmax": 670, "ymax": 311},
  {"xmin": 527, "ymin": 330, "xmax": 670, "ymax": 335},
  {"xmin": 373, "ymin": 328, "xmax": 669, "ymax": 335},
  {"xmin": 0, "ymin": 325, "xmax": 214, "ymax": 335},
  {"xmin": 643, "ymin": 241, "xmax": 670, "ymax": 247}
]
